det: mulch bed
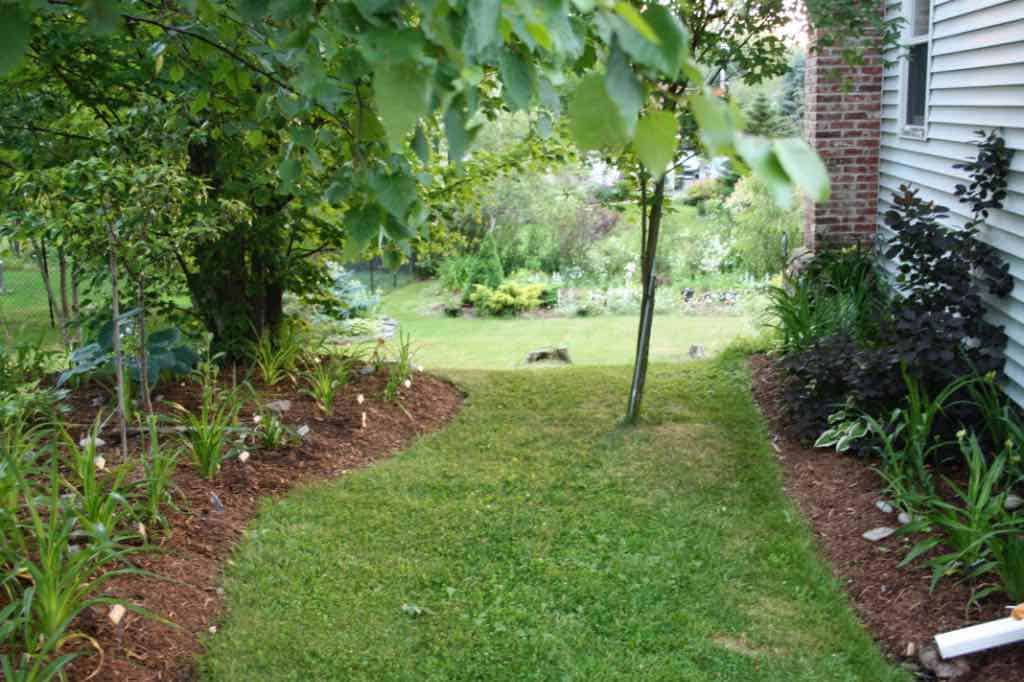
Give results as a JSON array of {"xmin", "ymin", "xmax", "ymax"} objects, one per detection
[
  {"xmin": 750, "ymin": 354, "xmax": 1024, "ymax": 681},
  {"xmin": 59, "ymin": 367, "xmax": 463, "ymax": 681}
]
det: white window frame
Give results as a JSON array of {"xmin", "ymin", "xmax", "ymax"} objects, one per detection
[{"xmin": 899, "ymin": 0, "xmax": 933, "ymax": 140}]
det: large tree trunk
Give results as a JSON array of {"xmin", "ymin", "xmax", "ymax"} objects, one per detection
[{"xmin": 626, "ymin": 174, "xmax": 667, "ymax": 424}]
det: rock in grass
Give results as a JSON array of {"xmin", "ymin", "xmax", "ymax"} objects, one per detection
[
  {"xmin": 526, "ymin": 346, "xmax": 571, "ymax": 364},
  {"xmin": 919, "ymin": 645, "xmax": 970, "ymax": 679},
  {"xmin": 265, "ymin": 399, "xmax": 292, "ymax": 414},
  {"xmin": 875, "ymin": 500, "xmax": 894, "ymax": 514},
  {"xmin": 79, "ymin": 436, "xmax": 106, "ymax": 449},
  {"xmin": 897, "ymin": 512, "xmax": 913, "ymax": 525},
  {"xmin": 863, "ymin": 527, "xmax": 896, "ymax": 542},
  {"xmin": 1005, "ymin": 494, "xmax": 1023, "ymax": 511}
]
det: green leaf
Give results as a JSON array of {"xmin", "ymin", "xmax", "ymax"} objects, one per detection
[
  {"xmin": 412, "ymin": 126, "xmax": 430, "ymax": 163},
  {"xmin": 374, "ymin": 61, "xmax": 433, "ymax": 149},
  {"xmin": 735, "ymin": 134, "xmax": 792, "ymax": 206},
  {"xmin": 238, "ymin": 0, "xmax": 271, "ymax": 21},
  {"xmin": 444, "ymin": 104, "xmax": 475, "ymax": 162},
  {"xmin": 344, "ymin": 204, "xmax": 384, "ymax": 257},
  {"xmin": 614, "ymin": 2, "xmax": 659, "ymax": 44},
  {"xmin": 605, "ymin": 42, "xmax": 644, "ymax": 137},
  {"xmin": 568, "ymin": 74, "xmax": 628, "ymax": 151},
  {"xmin": 611, "ymin": 5, "xmax": 687, "ymax": 77},
  {"xmin": 368, "ymin": 172, "xmax": 417, "ymax": 220},
  {"xmin": 278, "ymin": 158, "xmax": 300, "ymax": 193},
  {"xmin": 383, "ymin": 215, "xmax": 416, "ymax": 242},
  {"xmin": 499, "ymin": 50, "xmax": 533, "ymax": 111},
  {"xmin": 632, "ymin": 112, "xmax": 678, "ymax": 177},
  {"xmin": 0, "ymin": 5, "xmax": 31, "ymax": 76},
  {"xmin": 689, "ymin": 93, "xmax": 735, "ymax": 155},
  {"xmin": 525, "ymin": 22, "xmax": 553, "ymax": 51},
  {"xmin": 84, "ymin": 0, "xmax": 120, "ymax": 35},
  {"xmin": 773, "ymin": 138, "xmax": 831, "ymax": 203},
  {"xmin": 466, "ymin": 0, "xmax": 500, "ymax": 54}
]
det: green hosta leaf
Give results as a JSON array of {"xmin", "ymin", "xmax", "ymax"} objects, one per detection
[
  {"xmin": 614, "ymin": 2, "xmax": 659, "ymax": 44},
  {"xmin": 605, "ymin": 43, "xmax": 644, "ymax": 137},
  {"xmin": 0, "ymin": 5, "xmax": 30, "ymax": 76},
  {"xmin": 774, "ymin": 138, "xmax": 831, "ymax": 203},
  {"xmin": 633, "ymin": 111, "xmax": 678, "ymax": 177},
  {"xmin": 735, "ymin": 134, "xmax": 792, "ymax": 206},
  {"xmin": 499, "ymin": 50, "xmax": 534, "ymax": 111},
  {"xmin": 568, "ymin": 74, "xmax": 628, "ymax": 151},
  {"xmin": 374, "ymin": 61, "xmax": 433, "ymax": 149}
]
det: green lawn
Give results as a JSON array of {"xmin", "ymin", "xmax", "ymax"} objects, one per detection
[
  {"xmin": 201, "ymin": 350, "xmax": 904, "ymax": 681},
  {"xmin": 381, "ymin": 281, "xmax": 757, "ymax": 369},
  {"xmin": 0, "ymin": 268, "xmax": 59, "ymax": 344}
]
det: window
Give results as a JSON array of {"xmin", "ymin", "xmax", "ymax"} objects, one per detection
[{"xmin": 901, "ymin": 0, "xmax": 932, "ymax": 138}]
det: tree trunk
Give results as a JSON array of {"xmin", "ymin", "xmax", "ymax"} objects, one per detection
[
  {"xmin": 106, "ymin": 227, "xmax": 129, "ymax": 459},
  {"xmin": 626, "ymin": 175, "xmax": 667, "ymax": 424},
  {"xmin": 137, "ymin": 279, "xmax": 153, "ymax": 414},
  {"xmin": 71, "ymin": 264, "xmax": 80, "ymax": 344},
  {"xmin": 58, "ymin": 247, "xmax": 71, "ymax": 348},
  {"xmin": 34, "ymin": 239, "xmax": 59, "ymax": 330}
]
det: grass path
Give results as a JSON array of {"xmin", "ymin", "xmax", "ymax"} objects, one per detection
[
  {"xmin": 201, "ymin": 350, "xmax": 904, "ymax": 681},
  {"xmin": 380, "ymin": 281, "xmax": 755, "ymax": 369}
]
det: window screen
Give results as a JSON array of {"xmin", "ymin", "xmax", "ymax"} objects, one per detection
[{"xmin": 905, "ymin": 43, "xmax": 928, "ymax": 127}]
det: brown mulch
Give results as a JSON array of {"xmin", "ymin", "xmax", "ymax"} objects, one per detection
[
  {"xmin": 58, "ymin": 368, "xmax": 463, "ymax": 681},
  {"xmin": 750, "ymin": 354, "xmax": 1024, "ymax": 681}
]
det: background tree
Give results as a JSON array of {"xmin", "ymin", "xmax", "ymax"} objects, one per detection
[{"xmin": 745, "ymin": 92, "xmax": 794, "ymax": 137}]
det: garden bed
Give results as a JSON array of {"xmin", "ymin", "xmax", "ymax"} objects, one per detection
[
  {"xmin": 61, "ymin": 369, "xmax": 462, "ymax": 681},
  {"xmin": 751, "ymin": 355, "xmax": 1024, "ymax": 681}
]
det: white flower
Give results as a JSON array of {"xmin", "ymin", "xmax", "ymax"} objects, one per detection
[
  {"xmin": 93, "ymin": 456, "xmax": 106, "ymax": 471},
  {"xmin": 403, "ymin": 379, "xmax": 412, "ymax": 389},
  {"xmin": 239, "ymin": 451, "xmax": 250, "ymax": 463},
  {"xmin": 357, "ymin": 394, "xmax": 365, "ymax": 405}
]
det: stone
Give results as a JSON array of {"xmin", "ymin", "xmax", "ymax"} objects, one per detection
[
  {"xmin": 79, "ymin": 436, "xmax": 106, "ymax": 449},
  {"xmin": 875, "ymin": 500, "xmax": 894, "ymax": 514},
  {"xmin": 265, "ymin": 399, "xmax": 292, "ymax": 414},
  {"xmin": 897, "ymin": 511, "xmax": 913, "ymax": 525},
  {"xmin": 688, "ymin": 345, "xmax": 705, "ymax": 359},
  {"xmin": 297, "ymin": 424, "xmax": 310, "ymax": 438},
  {"xmin": 1005, "ymin": 494, "xmax": 1023, "ymax": 511},
  {"xmin": 862, "ymin": 527, "xmax": 896, "ymax": 542},
  {"xmin": 918, "ymin": 645, "xmax": 970, "ymax": 679},
  {"xmin": 525, "ymin": 346, "xmax": 571, "ymax": 364},
  {"xmin": 210, "ymin": 493, "xmax": 225, "ymax": 513}
]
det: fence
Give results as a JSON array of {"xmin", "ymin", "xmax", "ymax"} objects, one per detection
[{"xmin": 0, "ymin": 256, "xmax": 62, "ymax": 344}]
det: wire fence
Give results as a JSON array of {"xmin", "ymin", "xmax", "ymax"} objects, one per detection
[{"xmin": 0, "ymin": 255, "xmax": 61, "ymax": 344}]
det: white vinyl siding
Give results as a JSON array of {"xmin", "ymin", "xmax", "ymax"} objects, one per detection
[{"xmin": 879, "ymin": 0, "xmax": 1024, "ymax": 404}]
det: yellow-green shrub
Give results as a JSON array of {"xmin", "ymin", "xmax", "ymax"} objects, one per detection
[{"xmin": 469, "ymin": 282, "xmax": 545, "ymax": 316}]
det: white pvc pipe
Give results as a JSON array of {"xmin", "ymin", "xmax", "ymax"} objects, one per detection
[{"xmin": 934, "ymin": 617, "xmax": 1024, "ymax": 658}]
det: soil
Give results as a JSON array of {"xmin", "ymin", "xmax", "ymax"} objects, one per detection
[
  {"xmin": 59, "ymin": 367, "xmax": 463, "ymax": 681},
  {"xmin": 750, "ymin": 354, "xmax": 1024, "ymax": 681}
]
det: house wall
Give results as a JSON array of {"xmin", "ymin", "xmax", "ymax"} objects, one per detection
[{"xmin": 878, "ymin": 0, "xmax": 1024, "ymax": 403}]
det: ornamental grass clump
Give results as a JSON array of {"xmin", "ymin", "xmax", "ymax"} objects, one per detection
[{"xmin": 172, "ymin": 359, "xmax": 246, "ymax": 480}]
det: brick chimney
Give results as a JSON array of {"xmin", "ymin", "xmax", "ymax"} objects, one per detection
[{"xmin": 803, "ymin": 32, "xmax": 884, "ymax": 252}]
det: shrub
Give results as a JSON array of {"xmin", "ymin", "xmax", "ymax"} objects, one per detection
[
  {"xmin": 468, "ymin": 282, "xmax": 545, "ymax": 316},
  {"xmin": 775, "ymin": 133, "xmax": 1014, "ymax": 442}
]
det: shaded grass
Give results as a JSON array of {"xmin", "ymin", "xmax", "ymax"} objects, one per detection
[
  {"xmin": 201, "ymin": 350, "xmax": 905, "ymax": 681},
  {"xmin": 382, "ymin": 281, "xmax": 756, "ymax": 370}
]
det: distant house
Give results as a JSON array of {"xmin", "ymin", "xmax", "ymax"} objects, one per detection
[{"xmin": 804, "ymin": 0, "xmax": 1024, "ymax": 402}]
